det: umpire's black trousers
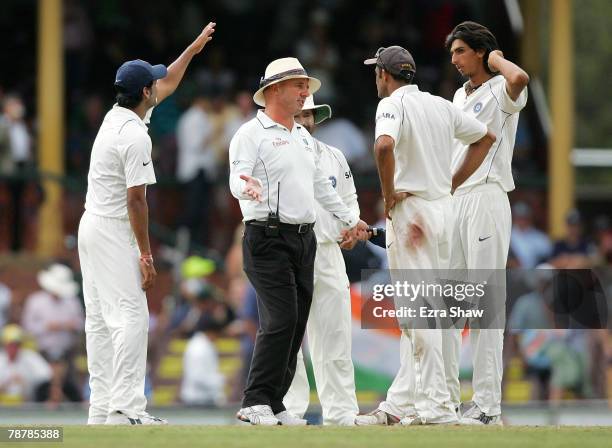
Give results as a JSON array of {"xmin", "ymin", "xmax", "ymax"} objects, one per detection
[{"xmin": 241, "ymin": 222, "xmax": 316, "ymax": 413}]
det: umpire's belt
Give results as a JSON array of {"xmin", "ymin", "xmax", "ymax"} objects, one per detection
[{"xmin": 246, "ymin": 220, "xmax": 315, "ymax": 234}]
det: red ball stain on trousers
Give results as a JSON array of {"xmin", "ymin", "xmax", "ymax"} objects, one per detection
[{"xmin": 405, "ymin": 216, "xmax": 425, "ymax": 250}]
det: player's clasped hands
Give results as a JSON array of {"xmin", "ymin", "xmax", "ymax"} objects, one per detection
[{"xmin": 339, "ymin": 220, "xmax": 369, "ymax": 249}]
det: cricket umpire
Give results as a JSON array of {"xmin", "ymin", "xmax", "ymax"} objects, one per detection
[
  {"xmin": 229, "ymin": 57, "xmax": 368, "ymax": 425},
  {"xmin": 78, "ymin": 22, "xmax": 216, "ymax": 425}
]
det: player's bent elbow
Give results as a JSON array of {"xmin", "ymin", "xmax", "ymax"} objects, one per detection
[
  {"xmin": 486, "ymin": 130, "xmax": 497, "ymax": 144},
  {"xmin": 475, "ymin": 130, "xmax": 496, "ymax": 150},
  {"xmin": 511, "ymin": 71, "xmax": 530, "ymax": 89},
  {"xmin": 374, "ymin": 136, "xmax": 395, "ymax": 157}
]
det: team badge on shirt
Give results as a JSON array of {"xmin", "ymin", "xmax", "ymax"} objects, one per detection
[
  {"xmin": 272, "ymin": 138, "xmax": 290, "ymax": 147},
  {"xmin": 473, "ymin": 102, "xmax": 483, "ymax": 113},
  {"xmin": 329, "ymin": 175, "xmax": 337, "ymax": 188}
]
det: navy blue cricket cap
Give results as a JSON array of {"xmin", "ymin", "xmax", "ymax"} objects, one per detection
[{"xmin": 114, "ymin": 59, "xmax": 167, "ymax": 94}]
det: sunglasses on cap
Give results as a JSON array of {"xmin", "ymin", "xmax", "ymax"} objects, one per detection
[{"xmin": 374, "ymin": 47, "xmax": 387, "ymax": 71}]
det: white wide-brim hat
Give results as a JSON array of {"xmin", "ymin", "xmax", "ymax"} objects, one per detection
[
  {"xmin": 301, "ymin": 95, "xmax": 332, "ymax": 124},
  {"xmin": 37, "ymin": 263, "xmax": 79, "ymax": 299},
  {"xmin": 253, "ymin": 57, "xmax": 321, "ymax": 107}
]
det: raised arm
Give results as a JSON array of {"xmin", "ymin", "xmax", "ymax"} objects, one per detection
[
  {"xmin": 156, "ymin": 22, "xmax": 216, "ymax": 103},
  {"xmin": 487, "ymin": 50, "xmax": 530, "ymax": 102}
]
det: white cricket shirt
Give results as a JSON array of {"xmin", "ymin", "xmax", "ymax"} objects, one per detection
[
  {"xmin": 451, "ymin": 75, "xmax": 528, "ymax": 192},
  {"xmin": 84, "ymin": 105, "xmax": 157, "ymax": 219},
  {"xmin": 229, "ymin": 110, "xmax": 359, "ymax": 226},
  {"xmin": 375, "ymin": 85, "xmax": 487, "ymax": 201},
  {"xmin": 313, "ymin": 140, "xmax": 359, "ymax": 243}
]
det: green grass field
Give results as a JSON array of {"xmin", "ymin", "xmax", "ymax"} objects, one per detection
[{"xmin": 4, "ymin": 426, "xmax": 612, "ymax": 448}]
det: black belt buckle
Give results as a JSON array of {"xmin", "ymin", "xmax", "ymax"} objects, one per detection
[{"xmin": 297, "ymin": 223, "xmax": 310, "ymax": 234}]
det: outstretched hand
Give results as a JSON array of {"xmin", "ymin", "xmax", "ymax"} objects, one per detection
[
  {"xmin": 189, "ymin": 22, "xmax": 216, "ymax": 54},
  {"xmin": 240, "ymin": 174, "xmax": 263, "ymax": 202}
]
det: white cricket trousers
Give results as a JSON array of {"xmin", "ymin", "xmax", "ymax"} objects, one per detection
[
  {"xmin": 444, "ymin": 183, "xmax": 511, "ymax": 416},
  {"xmin": 78, "ymin": 211, "xmax": 149, "ymax": 422},
  {"xmin": 283, "ymin": 242, "xmax": 359, "ymax": 425},
  {"xmin": 378, "ymin": 195, "xmax": 457, "ymax": 422}
]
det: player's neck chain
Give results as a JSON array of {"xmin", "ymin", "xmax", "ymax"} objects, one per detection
[{"xmin": 465, "ymin": 82, "xmax": 482, "ymax": 97}]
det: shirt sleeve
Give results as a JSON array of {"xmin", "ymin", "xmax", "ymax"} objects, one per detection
[
  {"xmin": 313, "ymin": 146, "xmax": 359, "ymax": 228},
  {"xmin": 495, "ymin": 80, "xmax": 528, "ymax": 114},
  {"xmin": 228, "ymin": 130, "xmax": 263, "ymax": 200},
  {"xmin": 451, "ymin": 104, "xmax": 488, "ymax": 145},
  {"xmin": 374, "ymin": 98, "xmax": 402, "ymax": 144},
  {"xmin": 143, "ymin": 106, "xmax": 155, "ymax": 124},
  {"xmin": 124, "ymin": 131, "xmax": 156, "ymax": 188},
  {"xmin": 333, "ymin": 146, "xmax": 360, "ymax": 217}
]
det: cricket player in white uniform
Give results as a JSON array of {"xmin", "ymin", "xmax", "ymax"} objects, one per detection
[
  {"xmin": 78, "ymin": 23, "xmax": 216, "ymax": 425},
  {"xmin": 282, "ymin": 96, "xmax": 360, "ymax": 425},
  {"xmin": 355, "ymin": 46, "xmax": 496, "ymax": 426},
  {"xmin": 444, "ymin": 21, "xmax": 529, "ymax": 425}
]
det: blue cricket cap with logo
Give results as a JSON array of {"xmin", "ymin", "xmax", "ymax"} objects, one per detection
[{"xmin": 114, "ymin": 59, "xmax": 168, "ymax": 95}]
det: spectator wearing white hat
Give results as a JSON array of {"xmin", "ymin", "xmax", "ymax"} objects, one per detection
[
  {"xmin": 21, "ymin": 263, "xmax": 84, "ymax": 405},
  {"xmin": 22, "ymin": 264, "xmax": 84, "ymax": 362}
]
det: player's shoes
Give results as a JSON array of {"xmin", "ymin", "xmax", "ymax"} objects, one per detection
[
  {"xmin": 399, "ymin": 413, "xmax": 458, "ymax": 426},
  {"xmin": 236, "ymin": 405, "xmax": 281, "ymax": 425},
  {"xmin": 105, "ymin": 410, "xmax": 142, "ymax": 425},
  {"xmin": 337, "ymin": 415, "xmax": 358, "ymax": 426},
  {"xmin": 87, "ymin": 415, "xmax": 107, "ymax": 425},
  {"xmin": 139, "ymin": 411, "xmax": 168, "ymax": 425},
  {"xmin": 354, "ymin": 409, "xmax": 400, "ymax": 426},
  {"xmin": 275, "ymin": 411, "xmax": 308, "ymax": 426},
  {"xmin": 459, "ymin": 402, "xmax": 503, "ymax": 426}
]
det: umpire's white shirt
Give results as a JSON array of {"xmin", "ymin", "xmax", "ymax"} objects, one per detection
[
  {"xmin": 229, "ymin": 110, "xmax": 358, "ymax": 226},
  {"xmin": 313, "ymin": 140, "xmax": 359, "ymax": 243},
  {"xmin": 375, "ymin": 85, "xmax": 487, "ymax": 200},
  {"xmin": 451, "ymin": 75, "xmax": 528, "ymax": 192},
  {"xmin": 85, "ymin": 105, "xmax": 156, "ymax": 218}
]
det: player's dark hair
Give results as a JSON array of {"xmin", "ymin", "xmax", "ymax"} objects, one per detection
[
  {"xmin": 377, "ymin": 67, "xmax": 413, "ymax": 85},
  {"xmin": 390, "ymin": 71, "xmax": 414, "ymax": 85},
  {"xmin": 115, "ymin": 81, "xmax": 153, "ymax": 109},
  {"xmin": 445, "ymin": 21, "xmax": 499, "ymax": 75}
]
